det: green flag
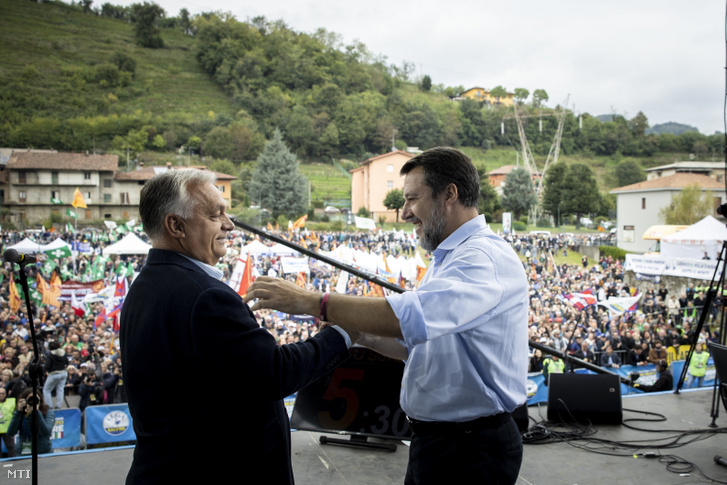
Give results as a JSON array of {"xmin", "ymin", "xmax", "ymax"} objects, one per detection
[
  {"xmin": 51, "ymin": 197, "xmax": 64, "ymax": 205},
  {"xmin": 60, "ymin": 266, "xmax": 73, "ymax": 281},
  {"xmin": 66, "ymin": 208, "xmax": 77, "ymax": 218},
  {"xmin": 28, "ymin": 288, "xmax": 43, "ymax": 307},
  {"xmin": 41, "ymin": 258, "xmax": 58, "ymax": 275},
  {"xmin": 45, "ymin": 246, "xmax": 72, "ymax": 260}
]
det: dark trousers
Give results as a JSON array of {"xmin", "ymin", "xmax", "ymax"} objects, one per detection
[{"xmin": 404, "ymin": 413, "xmax": 523, "ymax": 485}]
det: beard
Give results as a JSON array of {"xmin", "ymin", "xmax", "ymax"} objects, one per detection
[{"xmin": 419, "ymin": 198, "xmax": 447, "ymax": 252}]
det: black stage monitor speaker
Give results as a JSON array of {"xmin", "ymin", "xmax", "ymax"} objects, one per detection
[
  {"xmin": 547, "ymin": 373, "xmax": 623, "ymax": 425},
  {"xmin": 707, "ymin": 341, "xmax": 727, "ymax": 412}
]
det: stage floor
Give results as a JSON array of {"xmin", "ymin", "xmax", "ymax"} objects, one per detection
[{"xmin": 2, "ymin": 388, "xmax": 726, "ymax": 484}]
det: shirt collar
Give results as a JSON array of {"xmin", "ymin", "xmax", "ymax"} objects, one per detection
[
  {"xmin": 431, "ymin": 214, "xmax": 487, "ymax": 264},
  {"xmin": 179, "ymin": 253, "xmax": 224, "ymax": 280}
]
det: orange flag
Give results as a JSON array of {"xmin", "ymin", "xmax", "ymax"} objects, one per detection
[
  {"xmin": 296, "ymin": 272, "xmax": 306, "ymax": 288},
  {"xmin": 292, "ymin": 214, "xmax": 307, "ymax": 229},
  {"xmin": 71, "ymin": 188, "xmax": 87, "ymax": 209},
  {"xmin": 37, "ymin": 273, "xmax": 60, "ymax": 307},
  {"xmin": 9, "ymin": 279, "xmax": 21, "ymax": 314},
  {"xmin": 371, "ymin": 283, "xmax": 385, "ymax": 298},
  {"xmin": 415, "ymin": 266, "xmax": 428, "ymax": 286},
  {"xmin": 237, "ymin": 255, "xmax": 253, "ymax": 298}
]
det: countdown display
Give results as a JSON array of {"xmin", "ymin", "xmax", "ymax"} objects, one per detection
[{"xmin": 291, "ymin": 346, "xmax": 412, "ymax": 440}]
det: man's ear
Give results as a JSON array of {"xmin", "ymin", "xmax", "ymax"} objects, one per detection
[
  {"xmin": 443, "ymin": 183, "xmax": 459, "ymax": 206},
  {"xmin": 164, "ymin": 214, "xmax": 186, "ymax": 240}
]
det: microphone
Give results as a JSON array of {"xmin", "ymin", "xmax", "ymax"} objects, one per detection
[
  {"xmin": 715, "ymin": 456, "xmax": 727, "ymax": 468},
  {"xmin": 3, "ymin": 248, "xmax": 37, "ymax": 267}
]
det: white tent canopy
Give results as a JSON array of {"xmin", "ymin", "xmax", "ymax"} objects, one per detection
[
  {"xmin": 661, "ymin": 215, "xmax": 727, "ymax": 260},
  {"xmin": 44, "ymin": 237, "xmax": 72, "ymax": 251},
  {"xmin": 102, "ymin": 233, "xmax": 152, "ymax": 256},
  {"xmin": 268, "ymin": 243, "xmax": 299, "ymax": 256},
  {"xmin": 240, "ymin": 239, "xmax": 270, "ymax": 256},
  {"xmin": 6, "ymin": 237, "xmax": 45, "ymax": 253}
]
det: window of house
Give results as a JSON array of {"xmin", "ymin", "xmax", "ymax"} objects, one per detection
[
  {"xmin": 104, "ymin": 194, "xmax": 111, "ymax": 203},
  {"xmin": 51, "ymin": 190, "xmax": 61, "ymax": 202},
  {"xmin": 84, "ymin": 172, "xmax": 91, "ymax": 180},
  {"xmin": 103, "ymin": 178, "xmax": 112, "ymax": 188},
  {"xmin": 642, "ymin": 198, "xmax": 646, "ymax": 209},
  {"xmin": 120, "ymin": 193, "xmax": 130, "ymax": 204},
  {"xmin": 217, "ymin": 185, "xmax": 225, "ymax": 193},
  {"xmin": 387, "ymin": 180, "xmax": 394, "ymax": 189},
  {"xmin": 85, "ymin": 192, "xmax": 92, "ymax": 203},
  {"xmin": 51, "ymin": 171, "xmax": 59, "ymax": 185},
  {"xmin": 18, "ymin": 171, "xmax": 26, "ymax": 184},
  {"xmin": 18, "ymin": 191, "xmax": 26, "ymax": 203},
  {"xmin": 387, "ymin": 164, "xmax": 394, "ymax": 173}
]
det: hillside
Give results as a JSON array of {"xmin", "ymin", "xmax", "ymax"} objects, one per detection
[
  {"xmin": 0, "ymin": 0, "xmax": 232, "ymax": 147},
  {"xmin": 0, "ymin": 0, "xmax": 722, "ymax": 219}
]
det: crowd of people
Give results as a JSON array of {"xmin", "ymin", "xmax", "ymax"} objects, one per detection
[{"xmin": 0, "ymin": 223, "xmax": 721, "ymax": 457}]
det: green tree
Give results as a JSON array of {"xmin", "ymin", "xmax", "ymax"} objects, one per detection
[
  {"xmin": 629, "ymin": 111, "xmax": 649, "ymax": 137},
  {"xmin": 202, "ymin": 126, "xmax": 235, "ymax": 159},
  {"xmin": 501, "ymin": 167, "xmax": 536, "ymax": 220},
  {"xmin": 541, "ymin": 162, "xmax": 568, "ymax": 226},
  {"xmin": 383, "ymin": 188, "xmax": 405, "ymax": 223},
  {"xmin": 248, "ymin": 129, "xmax": 308, "ymax": 219},
  {"xmin": 613, "ymin": 160, "xmax": 646, "ymax": 187},
  {"xmin": 532, "ymin": 89, "xmax": 549, "ymax": 108},
  {"xmin": 477, "ymin": 170, "xmax": 500, "ymax": 221},
  {"xmin": 490, "ymin": 86, "xmax": 507, "ymax": 105},
  {"xmin": 131, "ymin": 2, "xmax": 165, "ymax": 48},
  {"xmin": 514, "ymin": 88, "xmax": 529, "ymax": 104},
  {"xmin": 659, "ymin": 184, "xmax": 716, "ymax": 224},
  {"xmin": 560, "ymin": 163, "xmax": 600, "ymax": 228},
  {"xmin": 421, "ymin": 75, "xmax": 432, "ymax": 92}
]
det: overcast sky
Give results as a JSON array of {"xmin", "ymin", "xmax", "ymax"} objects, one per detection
[{"xmin": 115, "ymin": 0, "xmax": 725, "ymax": 134}]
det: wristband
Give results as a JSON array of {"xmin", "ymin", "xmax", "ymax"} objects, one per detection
[{"xmin": 319, "ymin": 292, "xmax": 330, "ymax": 321}]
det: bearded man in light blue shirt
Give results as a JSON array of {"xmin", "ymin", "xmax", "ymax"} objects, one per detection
[{"xmin": 246, "ymin": 147, "xmax": 530, "ymax": 484}]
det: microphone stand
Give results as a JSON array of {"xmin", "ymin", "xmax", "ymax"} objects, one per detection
[
  {"xmin": 11, "ymin": 262, "xmax": 42, "ymax": 485},
  {"xmin": 229, "ymin": 216, "xmax": 405, "ymax": 294},
  {"xmin": 231, "ymin": 217, "xmax": 637, "ymax": 388}
]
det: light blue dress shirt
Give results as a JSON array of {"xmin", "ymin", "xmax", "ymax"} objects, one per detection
[{"xmin": 386, "ymin": 215, "xmax": 529, "ymax": 422}]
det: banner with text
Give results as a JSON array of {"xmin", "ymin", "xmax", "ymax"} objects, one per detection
[{"xmin": 625, "ymin": 254, "xmax": 721, "ymax": 280}]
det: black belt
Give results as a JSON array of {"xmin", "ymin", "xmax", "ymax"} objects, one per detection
[{"xmin": 406, "ymin": 412, "xmax": 511, "ymax": 435}]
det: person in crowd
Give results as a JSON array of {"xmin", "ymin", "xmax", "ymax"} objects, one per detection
[
  {"xmin": 634, "ymin": 360, "xmax": 673, "ymax": 393},
  {"xmin": 648, "ymin": 339, "xmax": 668, "ymax": 364},
  {"xmin": 542, "ymin": 355, "xmax": 565, "ymax": 384},
  {"xmin": 101, "ymin": 359, "xmax": 126, "ymax": 404},
  {"xmin": 77, "ymin": 362, "xmax": 104, "ymax": 412},
  {"xmin": 43, "ymin": 339, "xmax": 68, "ymax": 409},
  {"xmin": 685, "ymin": 342, "xmax": 710, "ymax": 388},
  {"xmin": 599, "ymin": 345, "xmax": 621, "ymax": 369},
  {"xmin": 0, "ymin": 386, "xmax": 17, "ymax": 457},
  {"xmin": 529, "ymin": 348, "xmax": 544, "ymax": 373},
  {"xmin": 120, "ymin": 168, "xmax": 355, "ymax": 484},
  {"xmin": 7, "ymin": 387, "xmax": 55, "ymax": 455},
  {"xmin": 572, "ymin": 341, "xmax": 596, "ymax": 368},
  {"xmin": 246, "ymin": 147, "xmax": 529, "ymax": 484},
  {"xmin": 625, "ymin": 345, "xmax": 648, "ymax": 367}
]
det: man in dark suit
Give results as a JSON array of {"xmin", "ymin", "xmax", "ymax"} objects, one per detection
[{"xmin": 120, "ymin": 169, "xmax": 354, "ymax": 484}]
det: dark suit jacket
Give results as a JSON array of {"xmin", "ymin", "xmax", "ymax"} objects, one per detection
[{"xmin": 120, "ymin": 249, "xmax": 350, "ymax": 484}]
